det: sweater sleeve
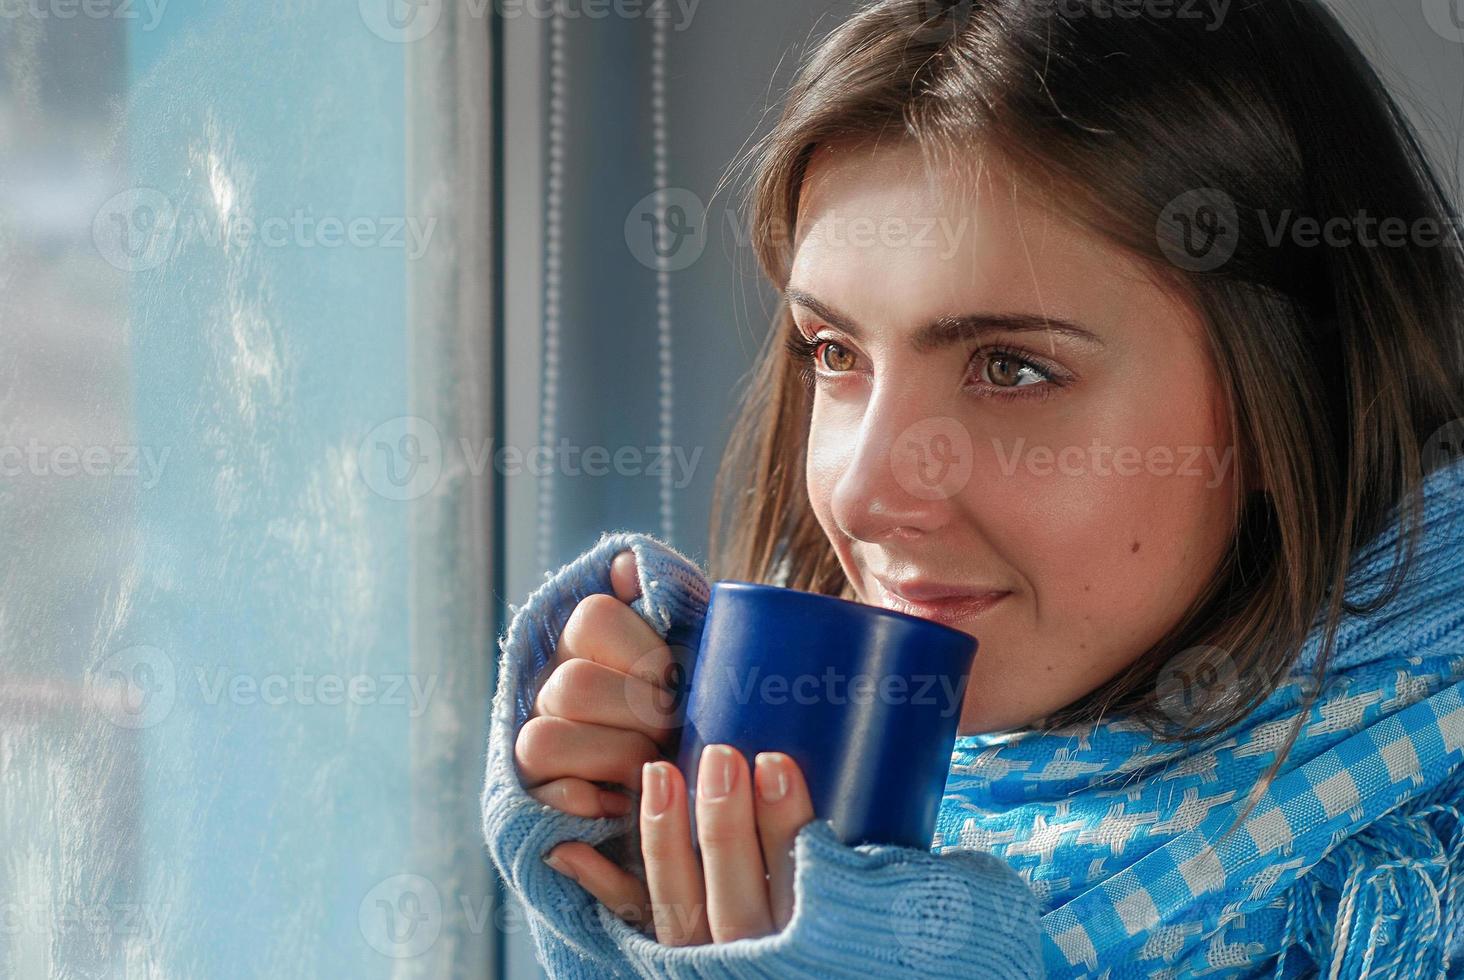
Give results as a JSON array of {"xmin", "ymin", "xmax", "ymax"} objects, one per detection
[{"xmin": 481, "ymin": 531, "xmax": 1045, "ymax": 979}]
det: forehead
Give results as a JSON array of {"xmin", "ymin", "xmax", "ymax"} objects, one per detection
[
  {"xmin": 795, "ymin": 140, "xmax": 987, "ymax": 233},
  {"xmin": 788, "ymin": 140, "xmax": 1176, "ymax": 337}
]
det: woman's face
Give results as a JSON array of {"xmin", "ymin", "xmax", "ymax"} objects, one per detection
[{"xmin": 792, "ymin": 142, "xmax": 1240, "ymax": 735}]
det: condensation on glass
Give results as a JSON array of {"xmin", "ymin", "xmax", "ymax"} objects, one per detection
[{"xmin": 0, "ymin": 5, "xmax": 496, "ymax": 978}]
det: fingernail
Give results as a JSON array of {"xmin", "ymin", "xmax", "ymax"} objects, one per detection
[
  {"xmin": 699, "ymin": 744, "xmax": 735, "ymax": 800},
  {"xmin": 755, "ymin": 752, "xmax": 789, "ymax": 803},
  {"xmin": 600, "ymin": 790, "xmax": 632, "ymax": 817},
  {"xmin": 545, "ymin": 852, "xmax": 579, "ymax": 882},
  {"xmin": 642, "ymin": 762, "xmax": 670, "ymax": 816}
]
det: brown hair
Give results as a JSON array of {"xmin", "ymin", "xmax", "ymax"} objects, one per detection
[{"xmin": 706, "ymin": 0, "xmax": 1464, "ymax": 829}]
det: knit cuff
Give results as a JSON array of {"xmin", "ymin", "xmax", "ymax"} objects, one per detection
[{"xmin": 602, "ymin": 816, "xmax": 1044, "ymax": 978}]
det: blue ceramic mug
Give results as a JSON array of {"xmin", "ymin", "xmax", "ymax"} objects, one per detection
[{"xmin": 670, "ymin": 581, "xmax": 978, "ymax": 851}]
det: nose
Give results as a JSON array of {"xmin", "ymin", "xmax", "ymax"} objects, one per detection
[{"xmin": 829, "ymin": 391, "xmax": 969, "ymax": 544}]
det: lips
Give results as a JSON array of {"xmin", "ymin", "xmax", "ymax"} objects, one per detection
[{"xmin": 870, "ymin": 575, "xmax": 1011, "ymax": 626}]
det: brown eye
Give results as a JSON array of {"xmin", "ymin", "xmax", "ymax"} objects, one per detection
[
  {"xmin": 965, "ymin": 346, "xmax": 1065, "ymax": 402},
  {"xmin": 980, "ymin": 351, "xmax": 1046, "ymax": 389},
  {"xmin": 985, "ymin": 353, "xmax": 1023, "ymax": 387},
  {"xmin": 819, "ymin": 342, "xmax": 856, "ymax": 372}
]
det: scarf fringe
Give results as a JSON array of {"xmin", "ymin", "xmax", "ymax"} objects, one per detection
[{"xmin": 1273, "ymin": 768, "xmax": 1464, "ymax": 978}]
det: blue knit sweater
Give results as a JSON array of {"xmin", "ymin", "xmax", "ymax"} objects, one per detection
[{"xmin": 482, "ymin": 458, "xmax": 1464, "ymax": 978}]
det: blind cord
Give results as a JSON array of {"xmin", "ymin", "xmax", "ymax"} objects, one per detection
[
  {"xmin": 651, "ymin": 8, "xmax": 675, "ymax": 545},
  {"xmin": 536, "ymin": 4, "xmax": 566, "ymax": 575}
]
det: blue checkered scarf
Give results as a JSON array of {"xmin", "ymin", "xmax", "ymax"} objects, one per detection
[{"xmin": 935, "ymin": 457, "xmax": 1464, "ymax": 977}]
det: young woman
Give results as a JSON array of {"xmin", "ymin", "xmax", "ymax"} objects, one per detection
[{"xmin": 484, "ymin": 0, "xmax": 1464, "ymax": 975}]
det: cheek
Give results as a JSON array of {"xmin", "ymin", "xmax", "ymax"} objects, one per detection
[
  {"xmin": 975, "ymin": 381, "xmax": 1236, "ymax": 641},
  {"xmin": 997, "ymin": 468, "xmax": 1227, "ymax": 604},
  {"xmin": 805, "ymin": 399, "xmax": 852, "ymax": 530}
]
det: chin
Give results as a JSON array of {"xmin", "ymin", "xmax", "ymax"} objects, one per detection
[{"xmin": 956, "ymin": 694, "xmax": 1049, "ymax": 736}]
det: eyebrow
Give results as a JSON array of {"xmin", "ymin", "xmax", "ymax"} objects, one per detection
[{"xmin": 783, "ymin": 288, "xmax": 1107, "ymax": 352}]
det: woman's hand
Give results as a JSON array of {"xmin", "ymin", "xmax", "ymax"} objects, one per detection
[
  {"xmin": 519, "ymin": 546, "xmax": 818, "ymax": 943},
  {"xmin": 544, "ymin": 746, "xmax": 816, "ymax": 945},
  {"xmin": 515, "ymin": 550, "xmax": 678, "ymax": 819}
]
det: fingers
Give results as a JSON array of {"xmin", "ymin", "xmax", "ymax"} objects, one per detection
[
  {"xmin": 534, "ymin": 656, "xmax": 680, "ymax": 751},
  {"xmin": 517, "ymin": 549, "xmax": 677, "ymax": 821},
  {"xmin": 610, "ymin": 549, "xmax": 641, "ymax": 602},
  {"xmin": 753, "ymin": 752, "xmax": 815, "ymax": 931},
  {"xmin": 695, "ymin": 745, "xmax": 774, "ymax": 943},
  {"xmin": 526, "ymin": 776, "xmax": 633, "ymax": 819},
  {"xmin": 515, "ymin": 715, "xmax": 662, "ymax": 792},
  {"xmin": 639, "ymin": 761, "xmax": 712, "ymax": 945},
  {"xmin": 562, "ymin": 746, "xmax": 810, "ymax": 949},
  {"xmin": 554, "ymin": 592, "xmax": 672, "ymax": 690},
  {"xmin": 543, "ymin": 842, "xmax": 651, "ymax": 932}
]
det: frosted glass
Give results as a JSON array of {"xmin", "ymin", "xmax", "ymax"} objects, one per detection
[{"xmin": 1, "ymin": 4, "xmax": 495, "ymax": 978}]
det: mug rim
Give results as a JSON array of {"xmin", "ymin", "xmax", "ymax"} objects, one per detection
[{"xmin": 710, "ymin": 579, "xmax": 978, "ymax": 645}]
